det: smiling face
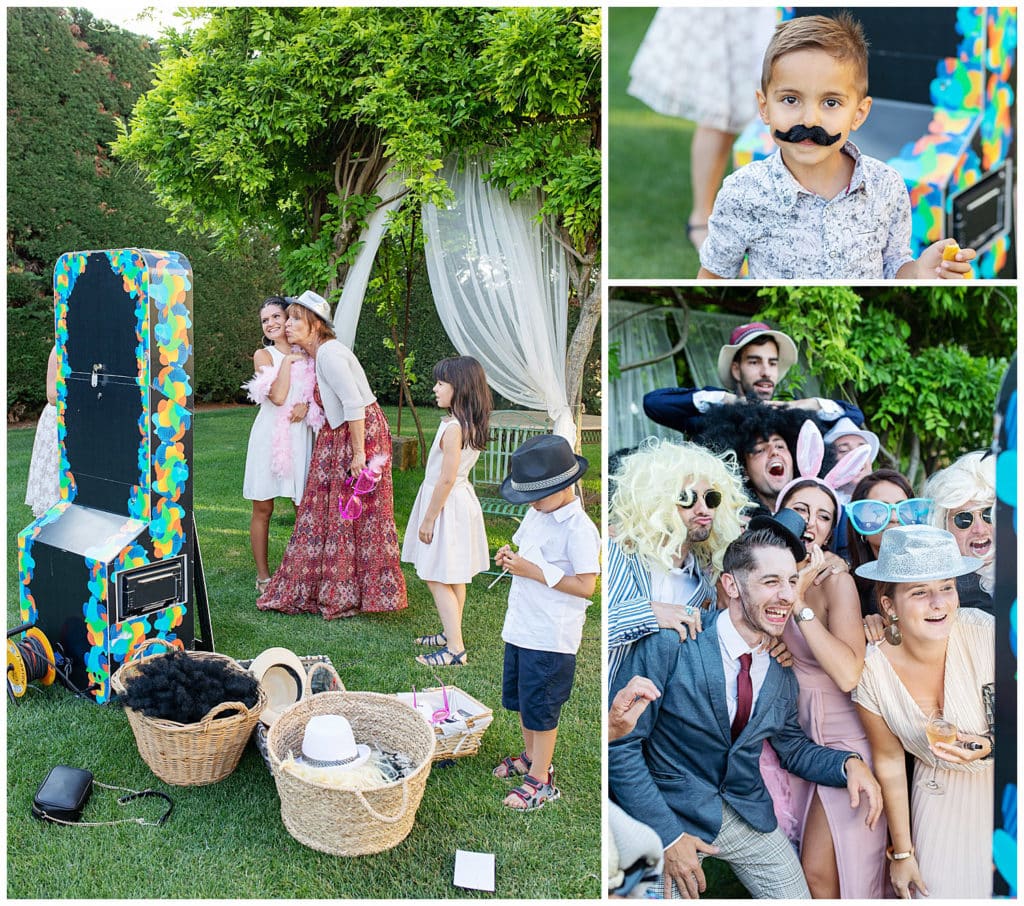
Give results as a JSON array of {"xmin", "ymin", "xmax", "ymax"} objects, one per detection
[
  {"xmin": 730, "ymin": 339, "xmax": 779, "ymax": 400},
  {"xmin": 864, "ymin": 480, "xmax": 908, "ymax": 557},
  {"xmin": 678, "ymin": 479, "xmax": 717, "ymax": 545},
  {"xmin": 946, "ymin": 499, "xmax": 994, "ymax": 563},
  {"xmin": 757, "ymin": 48, "xmax": 872, "ymax": 173},
  {"xmin": 260, "ymin": 303, "xmax": 287, "ymax": 344},
  {"xmin": 433, "ymin": 380, "xmax": 454, "ymax": 410},
  {"xmin": 722, "ymin": 544, "xmax": 799, "ymax": 642},
  {"xmin": 783, "ymin": 484, "xmax": 836, "ymax": 554},
  {"xmin": 881, "ymin": 578, "xmax": 960, "ymax": 644},
  {"xmin": 744, "ymin": 434, "xmax": 793, "ymax": 506}
]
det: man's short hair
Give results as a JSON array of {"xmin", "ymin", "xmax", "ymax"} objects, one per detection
[
  {"xmin": 723, "ymin": 528, "xmax": 792, "ymax": 578},
  {"xmin": 761, "ymin": 12, "xmax": 869, "ymax": 98}
]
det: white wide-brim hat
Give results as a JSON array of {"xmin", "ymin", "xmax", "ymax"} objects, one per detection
[
  {"xmin": 286, "ymin": 290, "xmax": 334, "ymax": 329},
  {"xmin": 716, "ymin": 322, "xmax": 799, "ymax": 389},
  {"xmin": 300, "ymin": 713, "xmax": 371, "ymax": 770},
  {"xmin": 249, "ymin": 647, "xmax": 307, "ymax": 727},
  {"xmin": 854, "ymin": 524, "xmax": 983, "ymax": 583},
  {"xmin": 823, "ymin": 417, "xmax": 880, "ymax": 464}
]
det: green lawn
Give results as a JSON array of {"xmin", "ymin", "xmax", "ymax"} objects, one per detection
[
  {"xmin": 608, "ymin": 7, "xmax": 703, "ymax": 280},
  {"xmin": 7, "ymin": 405, "xmax": 602, "ymax": 899}
]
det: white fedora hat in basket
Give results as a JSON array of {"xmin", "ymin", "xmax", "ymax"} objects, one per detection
[{"xmin": 299, "ymin": 714, "xmax": 370, "ymax": 770}]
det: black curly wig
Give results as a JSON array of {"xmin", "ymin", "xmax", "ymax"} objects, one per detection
[
  {"xmin": 694, "ymin": 401, "xmax": 837, "ymax": 498},
  {"xmin": 121, "ymin": 650, "xmax": 260, "ymax": 724}
]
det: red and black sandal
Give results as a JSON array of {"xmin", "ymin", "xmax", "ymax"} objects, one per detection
[
  {"xmin": 492, "ymin": 751, "xmax": 532, "ymax": 779},
  {"xmin": 503, "ymin": 770, "xmax": 560, "ymax": 811}
]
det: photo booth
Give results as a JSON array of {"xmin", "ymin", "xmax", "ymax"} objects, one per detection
[
  {"xmin": 16, "ymin": 249, "xmax": 212, "ymax": 704},
  {"xmin": 734, "ymin": 6, "xmax": 1016, "ymax": 276}
]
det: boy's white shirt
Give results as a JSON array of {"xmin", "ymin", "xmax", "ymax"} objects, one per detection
[{"xmin": 500, "ymin": 496, "xmax": 601, "ymax": 655}]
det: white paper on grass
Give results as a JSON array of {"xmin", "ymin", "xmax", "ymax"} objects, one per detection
[{"xmin": 454, "ymin": 849, "xmax": 496, "ymax": 892}]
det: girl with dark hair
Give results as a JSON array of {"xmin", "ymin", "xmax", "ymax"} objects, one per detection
[
  {"xmin": 402, "ymin": 356, "xmax": 493, "ymax": 666},
  {"xmin": 763, "ymin": 422, "xmax": 886, "ymax": 898},
  {"xmin": 845, "ymin": 469, "xmax": 930, "ymax": 620},
  {"xmin": 242, "ymin": 297, "xmax": 319, "ymax": 593},
  {"xmin": 257, "ymin": 291, "xmax": 407, "ymax": 618}
]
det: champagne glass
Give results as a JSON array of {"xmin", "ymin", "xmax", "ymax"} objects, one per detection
[{"xmin": 919, "ymin": 710, "xmax": 957, "ymax": 795}]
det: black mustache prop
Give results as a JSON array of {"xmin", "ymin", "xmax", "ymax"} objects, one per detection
[{"xmin": 774, "ymin": 124, "xmax": 842, "ymax": 146}]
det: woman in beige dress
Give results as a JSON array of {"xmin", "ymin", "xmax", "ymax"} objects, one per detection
[{"xmin": 852, "ymin": 525, "xmax": 994, "ymax": 899}]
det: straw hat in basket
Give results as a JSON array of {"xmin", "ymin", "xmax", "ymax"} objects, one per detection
[
  {"xmin": 267, "ymin": 691, "xmax": 436, "ymax": 856},
  {"xmin": 249, "ymin": 646, "xmax": 307, "ymax": 727}
]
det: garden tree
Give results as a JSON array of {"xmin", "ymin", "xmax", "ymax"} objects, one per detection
[
  {"xmin": 611, "ymin": 285, "xmax": 1014, "ymax": 486},
  {"xmin": 114, "ymin": 6, "xmax": 601, "ymax": 427},
  {"xmin": 6, "ymin": 6, "xmax": 282, "ymax": 417}
]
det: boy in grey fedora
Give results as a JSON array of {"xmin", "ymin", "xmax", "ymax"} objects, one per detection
[{"xmin": 491, "ymin": 435, "xmax": 600, "ymax": 811}]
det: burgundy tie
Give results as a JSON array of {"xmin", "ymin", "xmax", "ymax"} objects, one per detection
[{"xmin": 731, "ymin": 653, "xmax": 753, "ymax": 741}]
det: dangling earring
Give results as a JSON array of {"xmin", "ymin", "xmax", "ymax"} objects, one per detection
[{"xmin": 883, "ymin": 611, "xmax": 902, "ymax": 647}]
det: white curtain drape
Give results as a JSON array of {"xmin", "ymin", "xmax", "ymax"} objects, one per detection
[
  {"xmin": 421, "ymin": 157, "xmax": 574, "ymax": 441},
  {"xmin": 332, "ymin": 168, "xmax": 407, "ymax": 348}
]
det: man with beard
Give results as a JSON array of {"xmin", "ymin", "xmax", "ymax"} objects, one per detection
[
  {"xmin": 643, "ymin": 322, "xmax": 863, "ymax": 438},
  {"xmin": 607, "ymin": 439, "xmax": 749, "ymax": 682},
  {"xmin": 609, "ymin": 523, "xmax": 883, "ymax": 899}
]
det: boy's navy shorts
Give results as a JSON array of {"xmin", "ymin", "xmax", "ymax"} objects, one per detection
[{"xmin": 501, "ymin": 642, "xmax": 577, "ymax": 732}]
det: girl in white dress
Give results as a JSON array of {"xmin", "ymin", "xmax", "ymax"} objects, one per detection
[
  {"xmin": 402, "ymin": 356, "xmax": 492, "ymax": 666},
  {"xmin": 242, "ymin": 297, "xmax": 322, "ymax": 593}
]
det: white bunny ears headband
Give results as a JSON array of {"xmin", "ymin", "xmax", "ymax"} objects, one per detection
[{"xmin": 774, "ymin": 420, "xmax": 874, "ymax": 513}]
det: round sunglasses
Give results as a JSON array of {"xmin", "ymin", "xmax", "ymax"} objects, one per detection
[
  {"xmin": 950, "ymin": 506, "xmax": 993, "ymax": 530},
  {"xmin": 678, "ymin": 488, "xmax": 723, "ymax": 509},
  {"xmin": 845, "ymin": 497, "xmax": 933, "ymax": 536}
]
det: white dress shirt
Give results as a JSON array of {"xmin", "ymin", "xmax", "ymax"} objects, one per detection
[
  {"xmin": 715, "ymin": 608, "xmax": 770, "ymax": 724},
  {"xmin": 647, "ymin": 551, "xmax": 701, "ymax": 607}
]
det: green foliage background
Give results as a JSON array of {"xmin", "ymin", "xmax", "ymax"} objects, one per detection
[{"xmin": 7, "ymin": 7, "xmax": 600, "ymax": 419}]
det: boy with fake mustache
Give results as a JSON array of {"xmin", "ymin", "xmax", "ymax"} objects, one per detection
[{"xmin": 698, "ymin": 13, "xmax": 975, "ymax": 280}]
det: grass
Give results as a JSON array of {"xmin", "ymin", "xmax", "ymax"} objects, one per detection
[
  {"xmin": 608, "ymin": 7, "xmax": 702, "ymax": 280},
  {"xmin": 7, "ymin": 404, "xmax": 602, "ymax": 899}
]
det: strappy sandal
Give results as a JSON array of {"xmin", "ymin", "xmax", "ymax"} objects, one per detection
[
  {"xmin": 415, "ymin": 646, "xmax": 467, "ymax": 667},
  {"xmin": 492, "ymin": 750, "xmax": 532, "ymax": 779},
  {"xmin": 255, "ymin": 577, "xmax": 272, "ymax": 594},
  {"xmin": 414, "ymin": 632, "xmax": 447, "ymax": 647},
  {"xmin": 503, "ymin": 771, "xmax": 560, "ymax": 811}
]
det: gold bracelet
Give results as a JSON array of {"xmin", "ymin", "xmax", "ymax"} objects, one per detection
[{"xmin": 886, "ymin": 845, "xmax": 914, "ymax": 862}]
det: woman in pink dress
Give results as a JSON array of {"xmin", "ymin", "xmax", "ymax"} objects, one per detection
[
  {"xmin": 768, "ymin": 422, "xmax": 887, "ymax": 897},
  {"xmin": 257, "ymin": 291, "xmax": 407, "ymax": 618}
]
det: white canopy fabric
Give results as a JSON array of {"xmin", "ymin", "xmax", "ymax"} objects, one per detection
[
  {"xmin": 332, "ymin": 168, "xmax": 408, "ymax": 348},
  {"xmin": 421, "ymin": 157, "xmax": 574, "ymax": 441}
]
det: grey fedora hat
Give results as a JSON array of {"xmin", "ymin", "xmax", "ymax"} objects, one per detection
[
  {"xmin": 854, "ymin": 524, "xmax": 983, "ymax": 583},
  {"xmin": 286, "ymin": 290, "xmax": 334, "ymax": 329},
  {"xmin": 499, "ymin": 434, "xmax": 588, "ymax": 504}
]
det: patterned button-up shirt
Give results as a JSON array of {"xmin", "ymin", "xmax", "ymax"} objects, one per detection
[{"xmin": 700, "ymin": 141, "xmax": 914, "ymax": 279}]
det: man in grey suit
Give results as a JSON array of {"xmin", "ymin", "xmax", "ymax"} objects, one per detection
[{"xmin": 609, "ymin": 525, "xmax": 882, "ymax": 898}]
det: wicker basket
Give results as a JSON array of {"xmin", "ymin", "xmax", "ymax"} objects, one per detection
[
  {"xmin": 394, "ymin": 686, "xmax": 493, "ymax": 761},
  {"xmin": 111, "ymin": 650, "xmax": 266, "ymax": 787},
  {"xmin": 267, "ymin": 691, "xmax": 436, "ymax": 856}
]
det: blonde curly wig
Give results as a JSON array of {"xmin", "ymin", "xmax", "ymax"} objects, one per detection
[{"xmin": 610, "ymin": 437, "xmax": 749, "ymax": 573}]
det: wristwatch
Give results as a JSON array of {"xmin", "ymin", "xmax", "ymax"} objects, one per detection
[{"xmin": 793, "ymin": 606, "xmax": 815, "ymax": 623}]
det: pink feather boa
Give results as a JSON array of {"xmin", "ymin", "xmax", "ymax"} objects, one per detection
[{"xmin": 242, "ymin": 351, "xmax": 323, "ymax": 480}]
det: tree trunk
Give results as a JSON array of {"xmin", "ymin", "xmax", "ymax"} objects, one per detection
[
  {"xmin": 905, "ymin": 432, "xmax": 922, "ymax": 490},
  {"xmin": 564, "ymin": 238, "xmax": 599, "ymax": 453}
]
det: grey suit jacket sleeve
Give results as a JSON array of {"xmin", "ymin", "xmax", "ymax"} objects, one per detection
[
  {"xmin": 768, "ymin": 672, "xmax": 851, "ymax": 787},
  {"xmin": 608, "ymin": 636, "xmax": 689, "ymax": 847}
]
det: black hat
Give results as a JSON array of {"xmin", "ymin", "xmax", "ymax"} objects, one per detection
[
  {"xmin": 499, "ymin": 435, "xmax": 589, "ymax": 504},
  {"xmin": 749, "ymin": 507, "xmax": 807, "ymax": 562}
]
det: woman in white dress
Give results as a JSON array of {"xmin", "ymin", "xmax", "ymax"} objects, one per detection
[
  {"xmin": 242, "ymin": 297, "xmax": 321, "ymax": 593},
  {"xmin": 25, "ymin": 345, "xmax": 60, "ymax": 517},
  {"xmin": 402, "ymin": 356, "xmax": 492, "ymax": 666},
  {"xmin": 852, "ymin": 525, "xmax": 994, "ymax": 899}
]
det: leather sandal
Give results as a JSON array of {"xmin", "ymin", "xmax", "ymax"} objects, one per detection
[
  {"xmin": 492, "ymin": 751, "xmax": 532, "ymax": 778},
  {"xmin": 414, "ymin": 632, "xmax": 447, "ymax": 647},
  {"xmin": 503, "ymin": 771, "xmax": 560, "ymax": 811},
  {"xmin": 256, "ymin": 577, "xmax": 272, "ymax": 594},
  {"xmin": 415, "ymin": 646, "xmax": 467, "ymax": 667}
]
